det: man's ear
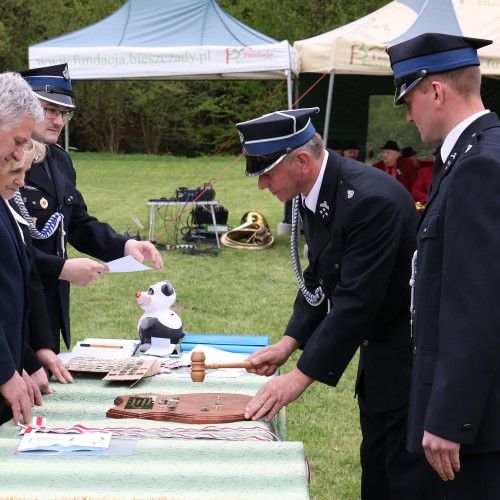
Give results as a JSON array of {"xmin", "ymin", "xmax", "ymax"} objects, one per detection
[
  {"xmin": 295, "ymin": 150, "xmax": 311, "ymax": 172},
  {"xmin": 430, "ymin": 80, "xmax": 445, "ymax": 109}
]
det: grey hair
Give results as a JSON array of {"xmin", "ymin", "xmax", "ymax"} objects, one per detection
[
  {"xmin": 0, "ymin": 72, "xmax": 44, "ymax": 132},
  {"xmin": 297, "ymin": 132, "xmax": 325, "ymax": 159}
]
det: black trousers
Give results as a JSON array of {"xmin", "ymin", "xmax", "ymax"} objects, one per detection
[
  {"xmin": 443, "ymin": 451, "xmax": 500, "ymax": 500},
  {"xmin": 359, "ymin": 403, "xmax": 444, "ymax": 500}
]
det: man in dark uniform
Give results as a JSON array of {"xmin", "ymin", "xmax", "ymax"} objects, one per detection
[
  {"xmin": 14, "ymin": 64, "xmax": 163, "ymax": 353},
  {"xmin": 387, "ymin": 33, "xmax": 500, "ymax": 498},
  {"xmin": 237, "ymin": 108, "xmax": 442, "ymax": 498}
]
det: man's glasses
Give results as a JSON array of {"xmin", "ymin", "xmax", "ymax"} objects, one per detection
[{"xmin": 42, "ymin": 107, "xmax": 75, "ymax": 122}]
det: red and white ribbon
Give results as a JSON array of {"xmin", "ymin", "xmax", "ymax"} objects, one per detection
[{"xmin": 19, "ymin": 419, "xmax": 279, "ymax": 442}]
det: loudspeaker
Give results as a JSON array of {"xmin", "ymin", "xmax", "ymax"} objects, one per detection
[{"xmin": 191, "ymin": 205, "xmax": 228, "ymax": 225}]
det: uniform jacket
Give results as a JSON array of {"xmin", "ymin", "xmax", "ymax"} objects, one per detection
[
  {"xmin": 285, "ymin": 151, "xmax": 419, "ymax": 414},
  {"xmin": 9, "ymin": 205, "xmax": 56, "ymax": 375},
  {"xmin": 0, "ymin": 198, "xmax": 29, "ymax": 424},
  {"xmin": 16, "ymin": 144, "xmax": 129, "ymax": 349},
  {"xmin": 408, "ymin": 112, "xmax": 500, "ymax": 453}
]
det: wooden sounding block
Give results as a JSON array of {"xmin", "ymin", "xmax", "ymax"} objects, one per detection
[
  {"xmin": 190, "ymin": 351, "xmax": 253, "ymax": 382},
  {"xmin": 106, "ymin": 393, "xmax": 252, "ymax": 424}
]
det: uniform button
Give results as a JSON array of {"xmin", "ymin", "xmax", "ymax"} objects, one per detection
[
  {"xmin": 462, "ymin": 424, "xmax": 472, "ymax": 431},
  {"xmin": 319, "ymin": 279, "xmax": 324, "ymax": 286},
  {"xmin": 423, "ymin": 228, "xmax": 427, "ymax": 233},
  {"xmin": 362, "ymin": 340, "xmax": 369, "ymax": 347},
  {"xmin": 334, "ymin": 263, "xmax": 339, "ymax": 270},
  {"xmin": 413, "ymin": 346, "xmax": 417, "ymax": 355}
]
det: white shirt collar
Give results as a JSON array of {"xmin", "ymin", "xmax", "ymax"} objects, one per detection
[
  {"xmin": 441, "ymin": 110, "xmax": 490, "ymax": 162},
  {"xmin": 5, "ymin": 200, "xmax": 26, "ymax": 244},
  {"xmin": 302, "ymin": 150, "xmax": 329, "ymax": 213}
]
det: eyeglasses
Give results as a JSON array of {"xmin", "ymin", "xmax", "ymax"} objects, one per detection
[{"xmin": 42, "ymin": 107, "xmax": 75, "ymax": 122}]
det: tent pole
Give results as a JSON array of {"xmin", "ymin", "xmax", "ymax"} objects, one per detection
[
  {"xmin": 323, "ymin": 69, "xmax": 335, "ymax": 148},
  {"xmin": 287, "ymin": 70, "xmax": 293, "ymax": 109},
  {"xmin": 64, "ymin": 123, "xmax": 70, "ymax": 153}
]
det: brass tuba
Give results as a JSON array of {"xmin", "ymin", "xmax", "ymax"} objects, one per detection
[{"xmin": 220, "ymin": 211, "xmax": 275, "ymax": 250}]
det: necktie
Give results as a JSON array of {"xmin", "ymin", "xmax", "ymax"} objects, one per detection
[
  {"xmin": 432, "ymin": 153, "xmax": 444, "ymax": 183},
  {"xmin": 303, "ymin": 207, "xmax": 315, "ymax": 241}
]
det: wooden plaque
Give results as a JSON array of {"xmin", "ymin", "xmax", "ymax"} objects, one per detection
[{"xmin": 106, "ymin": 393, "xmax": 252, "ymax": 424}]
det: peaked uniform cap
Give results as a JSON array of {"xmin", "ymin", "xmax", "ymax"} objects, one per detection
[
  {"xmin": 236, "ymin": 107, "xmax": 319, "ymax": 176},
  {"xmin": 387, "ymin": 33, "xmax": 492, "ymax": 105},
  {"xmin": 19, "ymin": 63, "xmax": 75, "ymax": 108}
]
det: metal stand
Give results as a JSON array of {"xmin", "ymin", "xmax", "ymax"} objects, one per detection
[{"xmin": 147, "ymin": 200, "xmax": 221, "ymax": 249}]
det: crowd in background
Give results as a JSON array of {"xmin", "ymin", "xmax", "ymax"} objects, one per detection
[{"xmin": 333, "ymin": 138, "xmax": 436, "ymax": 207}]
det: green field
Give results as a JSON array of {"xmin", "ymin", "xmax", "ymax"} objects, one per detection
[{"xmin": 66, "ymin": 152, "xmax": 362, "ymax": 499}]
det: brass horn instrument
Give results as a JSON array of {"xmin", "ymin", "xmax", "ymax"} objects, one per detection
[{"xmin": 220, "ymin": 211, "xmax": 275, "ymax": 250}]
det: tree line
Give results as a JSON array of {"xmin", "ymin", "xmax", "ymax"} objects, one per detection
[{"xmin": 0, "ymin": 0, "xmax": 387, "ymax": 155}]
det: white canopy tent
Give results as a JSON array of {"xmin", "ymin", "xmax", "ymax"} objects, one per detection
[
  {"xmin": 294, "ymin": 0, "xmax": 500, "ymax": 144},
  {"xmin": 29, "ymin": 0, "xmax": 298, "ymax": 108}
]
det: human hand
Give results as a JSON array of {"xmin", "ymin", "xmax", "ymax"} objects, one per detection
[
  {"xmin": 422, "ymin": 430, "xmax": 461, "ymax": 481},
  {"xmin": 124, "ymin": 240, "xmax": 163, "ymax": 270},
  {"xmin": 245, "ymin": 337, "xmax": 300, "ymax": 376},
  {"xmin": 59, "ymin": 258, "xmax": 108, "ymax": 286},
  {"xmin": 29, "ymin": 367, "xmax": 53, "ymax": 395},
  {"xmin": 0, "ymin": 371, "xmax": 33, "ymax": 424},
  {"xmin": 244, "ymin": 368, "xmax": 313, "ymax": 422},
  {"xmin": 22, "ymin": 370, "xmax": 43, "ymax": 406},
  {"xmin": 36, "ymin": 348, "xmax": 73, "ymax": 385}
]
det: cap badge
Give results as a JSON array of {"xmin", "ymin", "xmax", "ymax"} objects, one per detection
[
  {"xmin": 62, "ymin": 67, "xmax": 70, "ymax": 80},
  {"xmin": 347, "ymin": 189, "xmax": 354, "ymax": 199}
]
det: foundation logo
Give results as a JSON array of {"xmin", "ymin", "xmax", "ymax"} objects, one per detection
[{"xmin": 226, "ymin": 46, "xmax": 274, "ymax": 65}]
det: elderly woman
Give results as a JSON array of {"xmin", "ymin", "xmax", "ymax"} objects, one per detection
[{"xmin": 2, "ymin": 140, "xmax": 73, "ymax": 394}]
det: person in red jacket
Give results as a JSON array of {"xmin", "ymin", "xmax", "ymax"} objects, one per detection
[
  {"xmin": 372, "ymin": 140, "xmax": 416, "ymax": 192},
  {"xmin": 410, "ymin": 147, "xmax": 439, "ymax": 204}
]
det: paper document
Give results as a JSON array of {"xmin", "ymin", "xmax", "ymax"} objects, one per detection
[
  {"xmin": 18, "ymin": 432, "xmax": 111, "ymax": 454},
  {"xmin": 70, "ymin": 338, "xmax": 140, "ymax": 359},
  {"xmin": 105, "ymin": 255, "xmax": 152, "ymax": 273},
  {"xmin": 143, "ymin": 337, "xmax": 176, "ymax": 357}
]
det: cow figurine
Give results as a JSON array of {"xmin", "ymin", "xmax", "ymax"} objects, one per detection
[{"xmin": 136, "ymin": 280, "xmax": 184, "ymax": 352}]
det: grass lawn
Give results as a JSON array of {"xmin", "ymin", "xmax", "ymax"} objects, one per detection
[{"xmin": 66, "ymin": 152, "xmax": 362, "ymax": 500}]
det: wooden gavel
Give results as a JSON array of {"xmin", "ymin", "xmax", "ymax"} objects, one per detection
[{"xmin": 190, "ymin": 351, "xmax": 253, "ymax": 382}]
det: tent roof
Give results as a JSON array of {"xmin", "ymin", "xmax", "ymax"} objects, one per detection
[
  {"xmin": 33, "ymin": 0, "xmax": 276, "ymax": 47},
  {"xmin": 29, "ymin": 0, "xmax": 297, "ymax": 80},
  {"xmin": 294, "ymin": 0, "xmax": 500, "ymax": 76}
]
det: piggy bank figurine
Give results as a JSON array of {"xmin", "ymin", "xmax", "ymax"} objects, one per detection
[{"xmin": 135, "ymin": 280, "xmax": 184, "ymax": 352}]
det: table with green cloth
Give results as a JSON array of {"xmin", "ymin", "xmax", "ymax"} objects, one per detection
[{"xmin": 0, "ymin": 365, "xmax": 309, "ymax": 500}]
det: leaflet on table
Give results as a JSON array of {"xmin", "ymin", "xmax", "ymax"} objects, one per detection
[
  {"xmin": 17, "ymin": 432, "xmax": 111, "ymax": 454},
  {"xmin": 70, "ymin": 338, "xmax": 140, "ymax": 359},
  {"xmin": 142, "ymin": 337, "xmax": 176, "ymax": 357}
]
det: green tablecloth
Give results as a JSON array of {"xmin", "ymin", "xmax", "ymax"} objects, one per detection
[{"xmin": 0, "ymin": 369, "xmax": 309, "ymax": 499}]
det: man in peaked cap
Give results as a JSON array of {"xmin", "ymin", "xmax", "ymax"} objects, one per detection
[
  {"xmin": 388, "ymin": 33, "xmax": 500, "ymax": 497},
  {"xmin": 237, "ymin": 109, "xmax": 442, "ymax": 498},
  {"xmin": 13, "ymin": 64, "xmax": 163, "ymax": 355}
]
